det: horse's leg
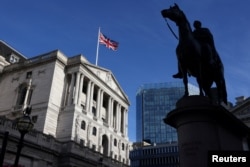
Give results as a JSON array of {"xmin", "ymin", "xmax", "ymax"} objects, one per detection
[
  {"xmin": 196, "ymin": 77, "xmax": 204, "ymax": 96},
  {"xmin": 215, "ymin": 79, "xmax": 222, "ymax": 104},
  {"xmin": 204, "ymin": 80, "xmax": 213, "ymax": 102},
  {"xmin": 182, "ymin": 70, "xmax": 189, "ymax": 96},
  {"xmin": 214, "ymin": 63, "xmax": 227, "ymax": 104},
  {"xmin": 196, "ymin": 59, "xmax": 205, "ymax": 96},
  {"xmin": 216, "ymin": 78, "xmax": 227, "ymax": 105}
]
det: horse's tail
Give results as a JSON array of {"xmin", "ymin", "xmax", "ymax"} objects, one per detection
[
  {"xmin": 221, "ymin": 78, "xmax": 227, "ymax": 105},
  {"xmin": 216, "ymin": 53, "xmax": 227, "ymax": 104}
]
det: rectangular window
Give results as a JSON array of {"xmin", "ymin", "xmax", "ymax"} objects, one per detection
[
  {"xmin": 81, "ymin": 121, "xmax": 86, "ymax": 130},
  {"xmin": 26, "ymin": 71, "xmax": 32, "ymax": 79}
]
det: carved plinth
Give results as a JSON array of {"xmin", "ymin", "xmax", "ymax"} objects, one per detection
[{"xmin": 164, "ymin": 95, "xmax": 250, "ymax": 167}]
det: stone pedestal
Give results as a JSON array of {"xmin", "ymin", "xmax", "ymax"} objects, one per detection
[{"xmin": 164, "ymin": 95, "xmax": 250, "ymax": 167}]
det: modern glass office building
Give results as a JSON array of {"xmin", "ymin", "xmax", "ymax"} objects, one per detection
[{"xmin": 136, "ymin": 82, "xmax": 199, "ymax": 144}]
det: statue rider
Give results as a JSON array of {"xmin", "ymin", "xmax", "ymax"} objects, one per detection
[{"xmin": 173, "ymin": 20, "xmax": 217, "ymax": 79}]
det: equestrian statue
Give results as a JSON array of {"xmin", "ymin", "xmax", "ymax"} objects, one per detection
[{"xmin": 161, "ymin": 3, "xmax": 227, "ymax": 105}]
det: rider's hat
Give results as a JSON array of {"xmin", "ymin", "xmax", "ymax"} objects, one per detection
[{"xmin": 193, "ymin": 20, "xmax": 202, "ymax": 29}]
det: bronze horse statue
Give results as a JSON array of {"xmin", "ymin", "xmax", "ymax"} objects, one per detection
[{"xmin": 161, "ymin": 3, "xmax": 227, "ymax": 104}]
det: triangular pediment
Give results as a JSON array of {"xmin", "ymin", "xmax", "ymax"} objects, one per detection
[
  {"xmin": 85, "ymin": 64, "xmax": 129, "ymax": 104},
  {"xmin": 231, "ymin": 97, "xmax": 250, "ymax": 116}
]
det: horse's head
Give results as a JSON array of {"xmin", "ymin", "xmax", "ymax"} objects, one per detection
[{"xmin": 161, "ymin": 3, "xmax": 185, "ymax": 24}]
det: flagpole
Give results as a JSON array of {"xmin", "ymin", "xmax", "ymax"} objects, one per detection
[{"xmin": 95, "ymin": 27, "xmax": 101, "ymax": 66}]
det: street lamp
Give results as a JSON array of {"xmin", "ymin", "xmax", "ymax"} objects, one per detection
[
  {"xmin": 14, "ymin": 106, "xmax": 33, "ymax": 167},
  {"xmin": 98, "ymin": 157, "xmax": 103, "ymax": 167}
]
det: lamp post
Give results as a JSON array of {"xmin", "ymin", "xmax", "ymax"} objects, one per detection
[
  {"xmin": 0, "ymin": 131, "xmax": 9, "ymax": 166},
  {"xmin": 98, "ymin": 157, "xmax": 103, "ymax": 167},
  {"xmin": 14, "ymin": 106, "xmax": 33, "ymax": 167}
]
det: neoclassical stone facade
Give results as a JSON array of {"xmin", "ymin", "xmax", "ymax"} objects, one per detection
[{"xmin": 0, "ymin": 41, "xmax": 131, "ymax": 166}]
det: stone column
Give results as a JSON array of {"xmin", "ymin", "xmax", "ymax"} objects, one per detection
[
  {"xmin": 74, "ymin": 72, "xmax": 80, "ymax": 104},
  {"xmin": 114, "ymin": 102, "xmax": 118, "ymax": 130},
  {"xmin": 67, "ymin": 73, "xmax": 75, "ymax": 105},
  {"xmin": 85, "ymin": 81, "xmax": 92, "ymax": 112},
  {"xmin": 89, "ymin": 83, "xmax": 94, "ymax": 114},
  {"xmin": 77, "ymin": 74, "xmax": 84, "ymax": 105},
  {"xmin": 100, "ymin": 91, "xmax": 104, "ymax": 118},
  {"xmin": 63, "ymin": 74, "xmax": 70, "ymax": 106},
  {"xmin": 164, "ymin": 95, "xmax": 250, "ymax": 167},
  {"xmin": 116, "ymin": 104, "xmax": 121, "ymax": 131},
  {"xmin": 124, "ymin": 109, "xmax": 128, "ymax": 136},
  {"xmin": 108, "ymin": 97, "xmax": 113, "ymax": 126},
  {"xmin": 96, "ymin": 88, "xmax": 102, "ymax": 119}
]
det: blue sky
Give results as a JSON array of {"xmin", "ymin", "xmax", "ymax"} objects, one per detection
[{"xmin": 1, "ymin": 0, "xmax": 250, "ymax": 142}]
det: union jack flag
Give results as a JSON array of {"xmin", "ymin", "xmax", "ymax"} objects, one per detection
[{"xmin": 99, "ymin": 32, "xmax": 118, "ymax": 51}]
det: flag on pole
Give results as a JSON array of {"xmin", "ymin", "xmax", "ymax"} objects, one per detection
[
  {"xmin": 99, "ymin": 32, "xmax": 119, "ymax": 51},
  {"xmin": 95, "ymin": 28, "xmax": 119, "ymax": 65}
]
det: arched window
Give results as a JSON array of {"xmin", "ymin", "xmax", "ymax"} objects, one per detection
[
  {"xmin": 92, "ymin": 127, "xmax": 97, "ymax": 136},
  {"xmin": 114, "ymin": 138, "xmax": 117, "ymax": 146},
  {"xmin": 81, "ymin": 121, "xmax": 86, "ymax": 130}
]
